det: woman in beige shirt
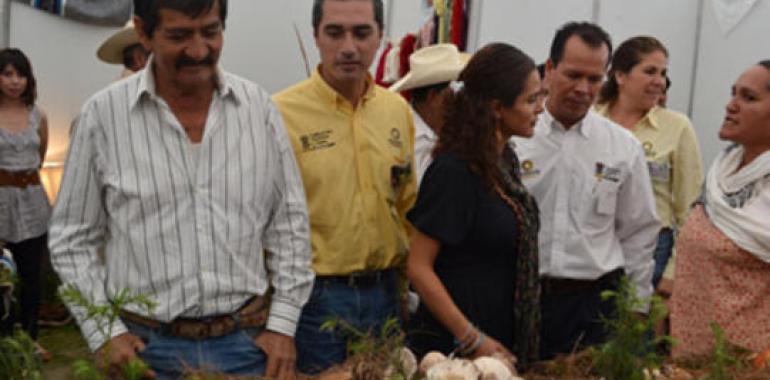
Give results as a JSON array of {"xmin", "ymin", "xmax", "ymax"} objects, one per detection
[{"xmin": 595, "ymin": 36, "xmax": 703, "ymax": 290}]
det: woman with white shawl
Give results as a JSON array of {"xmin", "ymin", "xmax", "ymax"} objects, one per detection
[{"xmin": 670, "ymin": 60, "xmax": 770, "ymax": 358}]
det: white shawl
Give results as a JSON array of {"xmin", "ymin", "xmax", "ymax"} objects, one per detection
[{"xmin": 705, "ymin": 145, "xmax": 770, "ymax": 263}]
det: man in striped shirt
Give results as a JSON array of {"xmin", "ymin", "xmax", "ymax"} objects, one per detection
[{"xmin": 49, "ymin": 1, "xmax": 313, "ymax": 379}]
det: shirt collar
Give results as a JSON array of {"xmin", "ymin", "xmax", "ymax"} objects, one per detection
[
  {"xmin": 412, "ymin": 109, "xmax": 437, "ymax": 140},
  {"xmin": 595, "ymin": 103, "xmax": 661, "ymax": 131},
  {"xmin": 311, "ymin": 66, "xmax": 376, "ymax": 109},
  {"xmin": 542, "ymin": 106, "xmax": 592, "ymax": 139},
  {"xmin": 133, "ymin": 57, "xmax": 240, "ymax": 109},
  {"xmin": 641, "ymin": 106, "xmax": 661, "ymax": 130}
]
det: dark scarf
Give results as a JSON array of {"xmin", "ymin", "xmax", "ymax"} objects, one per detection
[{"xmin": 494, "ymin": 146, "xmax": 541, "ymax": 368}]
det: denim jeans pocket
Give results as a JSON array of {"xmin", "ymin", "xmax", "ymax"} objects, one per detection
[{"xmin": 238, "ymin": 325, "xmax": 266, "ymax": 353}]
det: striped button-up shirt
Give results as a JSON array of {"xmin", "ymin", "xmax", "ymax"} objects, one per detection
[{"xmin": 49, "ymin": 65, "xmax": 314, "ymax": 351}]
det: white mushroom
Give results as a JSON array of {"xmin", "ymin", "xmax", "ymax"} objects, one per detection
[
  {"xmin": 386, "ymin": 347, "xmax": 418, "ymax": 379},
  {"xmin": 419, "ymin": 351, "xmax": 449, "ymax": 375},
  {"xmin": 473, "ymin": 357, "xmax": 514, "ymax": 380},
  {"xmin": 426, "ymin": 359, "xmax": 481, "ymax": 380}
]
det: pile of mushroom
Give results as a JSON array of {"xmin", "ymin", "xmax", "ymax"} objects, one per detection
[{"xmin": 418, "ymin": 351, "xmax": 526, "ymax": 380}]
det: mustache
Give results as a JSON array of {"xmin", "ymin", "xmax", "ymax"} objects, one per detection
[{"xmin": 175, "ymin": 54, "xmax": 216, "ymax": 70}]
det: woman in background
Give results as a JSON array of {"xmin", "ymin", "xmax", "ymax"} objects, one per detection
[
  {"xmin": 406, "ymin": 42, "xmax": 543, "ymax": 368},
  {"xmin": 0, "ymin": 48, "xmax": 51, "ymax": 359},
  {"xmin": 670, "ymin": 60, "xmax": 770, "ymax": 358},
  {"xmin": 596, "ymin": 36, "xmax": 703, "ymax": 289}
]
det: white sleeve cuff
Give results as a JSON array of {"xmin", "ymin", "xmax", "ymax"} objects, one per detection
[
  {"xmin": 82, "ymin": 317, "xmax": 129, "ymax": 353},
  {"xmin": 266, "ymin": 298, "xmax": 302, "ymax": 337}
]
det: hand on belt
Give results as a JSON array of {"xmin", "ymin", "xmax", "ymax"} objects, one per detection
[{"xmin": 120, "ymin": 296, "xmax": 269, "ymax": 340}]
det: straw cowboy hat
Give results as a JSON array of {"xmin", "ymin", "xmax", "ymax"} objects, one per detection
[
  {"xmin": 389, "ymin": 44, "xmax": 470, "ymax": 93},
  {"xmin": 97, "ymin": 20, "xmax": 140, "ymax": 65}
]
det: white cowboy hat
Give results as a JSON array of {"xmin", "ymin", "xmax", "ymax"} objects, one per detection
[
  {"xmin": 97, "ymin": 20, "xmax": 140, "ymax": 65},
  {"xmin": 389, "ymin": 44, "xmax": 470, "ymax": 93}
]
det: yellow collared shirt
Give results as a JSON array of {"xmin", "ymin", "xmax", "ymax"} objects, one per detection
[
  {"xmin": 273, "ymin": 70, "xmax": 417, "ymax": 276},
  {"xmin": 596, "ymin": 105, "xmax": 703, "ymax": 229}
]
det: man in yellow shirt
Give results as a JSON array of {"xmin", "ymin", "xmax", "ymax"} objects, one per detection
[{"xmin": 273, "ymin": 0, "xmax": 416, "ymax": 374}]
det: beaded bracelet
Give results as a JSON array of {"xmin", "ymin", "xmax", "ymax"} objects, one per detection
[
  {"xmin": 461, "ymin": 331, "xmax": 486, "ymax": 357},
  {"xmin": 453, "ymin": 322, "xmax": 475, "ymax": 348}
]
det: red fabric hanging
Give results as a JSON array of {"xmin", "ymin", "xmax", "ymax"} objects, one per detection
[
  {"xmin": 450, "ymin": 0, "xmax": 466, "ymax": 50},
  {"xmin": 375, "ymin": 41, "xmax": 393, "ymax": 87},
  {"xmin": 399, "ymin": 34, "xmax": 418, "ymax": 78}
]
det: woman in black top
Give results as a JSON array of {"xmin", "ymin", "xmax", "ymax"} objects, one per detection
[{"xmin": 406, "ymin": 43, "xmax": 543, "ymax": 368}]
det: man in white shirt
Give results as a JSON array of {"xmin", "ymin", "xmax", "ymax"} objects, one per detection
[
  {"xmin": 512, "ymin": 22, "xmax": 660, "ymax": 359},
  {"xmin": 50, "ymin": 1, "xmax": 313, "ymax": 379},
  {"xmin": 389, "ymin": 44, "xmax": 468, "ymax": 186}
]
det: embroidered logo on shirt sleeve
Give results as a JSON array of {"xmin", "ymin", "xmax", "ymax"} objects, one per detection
[
  {"xmin": 388, "ymin": 128, "xmax": 403, "ymax": 149},
  {"xmin": 642, "ymin": 141, "xmax": 656, "ymax": 157},
  {"xmin": 521, "ymin": 159, "xmax": 541, "ymax": 177}
]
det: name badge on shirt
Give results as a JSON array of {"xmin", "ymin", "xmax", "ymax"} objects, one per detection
[
  {"xmin": 647, "ymin": 161, "xmax": 671, "ymax": 183},
  {"xmin": 391, "ymin": 160, "xmax": 413, "ymax": 191},
  {"xmin": 595, "ymin": 162, "xmax": 621, "ymax": 183},
  {"xmin": 300, "ymin": 130, "xmax": 335, "ymax": 152}
]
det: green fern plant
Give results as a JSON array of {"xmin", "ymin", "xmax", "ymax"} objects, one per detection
[
  {"xmin": 60, "ymin": 285, "xmax": 156, "ymax": 380},
  {"xmin": 592, "ymin": 276, "xmax": 672, "ymax": 380},
  {"xmin": 0, "ymin": 329, "xmax": 43, "ymax": 380},
  {"xmin": 701, "ymin": 322, "xmax": 747, "ymax": 380},
  {"xmin": 321, "ymin": 316, "xmax": 414, "ymax": 379}
]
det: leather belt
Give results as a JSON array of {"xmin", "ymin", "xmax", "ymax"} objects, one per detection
[
  {"xmin": 120, "ymin": 296, "xmax": 268, "ymax": 340},
  {"xmin": 541, "ymin": 268, "xmax": 624, "ymax": 295},
  {"xmin": 0, "ymin": 169, "xmax": 41, "ymax": 188},
  {"xmin": 317, "ymin": 268, "xmax": 395, "ymax": 288}
]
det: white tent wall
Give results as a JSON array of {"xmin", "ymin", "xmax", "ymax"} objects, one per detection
[
  {"xmin": 9, "ymin": 2, "xmax": 121, "ymax": 162},
  {"xmin": 691, "ymin": 0, "xmax": 770, "ymax": 170},
  {"xmin": 597, "ymin": 0, "xmax": 699, "ymax": 122},
  {"xmin": 473, "ymin": 0, "xmax": 595, "ymax": 63},
  {"xmin": 4, "ymin": 0, "xmax": 766, "ymax": 166},
  {"xmin": 472, "ymin": 0, "xmax": 700, "ymax": 157}
]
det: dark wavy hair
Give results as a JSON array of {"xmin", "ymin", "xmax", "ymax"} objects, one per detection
[
  {"xmin": 0, "ymin": 48, "xmax": 36, "ymax": 106},
  {"xmin": 134, "ymin": 0, "xmax": 227, "ymax": 38},
  {"xmin": 598, "ymin": 36, "xmax": 668, "ymax": 105},
  {"xmin": 435, "ymin": 43, "xmax": 536, "ymax": 191}
]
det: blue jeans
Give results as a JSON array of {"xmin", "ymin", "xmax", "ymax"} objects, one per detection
[
  {"xmin": 124, "ymin": 320, "xmax": 266, "ymax": 380},
  {"xmin": 295, "ymin": 270, "xmax": 400, "ymax": 374},
  {"xmin": 652, "ymin": 228, "xmax": 674, "ymax": 287}
]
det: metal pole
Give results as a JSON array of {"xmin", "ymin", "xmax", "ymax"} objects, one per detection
[
  {"xmin": 466, "ymin": 0, "xmax": 483, "ymax": 51},
  {"xmin": 687, "ymin": 0, "xmax": 705, "ymax": 117},
  {"xmin": 592, "ymin": 0, "xmax": 601, "ymax": 23},
  {"xmin": 0, "ymin": 0, "xmax": 10, "ymax": 48}
]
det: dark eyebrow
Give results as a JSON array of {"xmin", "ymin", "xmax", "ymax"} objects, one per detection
[
  {"xmin": 353, "ymin": 25, "xmax": 374, "ymax": 32},
  {"xmin": 323, "ymin": 24, "xmax": 344, "ymax": 32},
  {"xmin": 202, "ymin": 20, "xmax": 222, "ymax": 30}
]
